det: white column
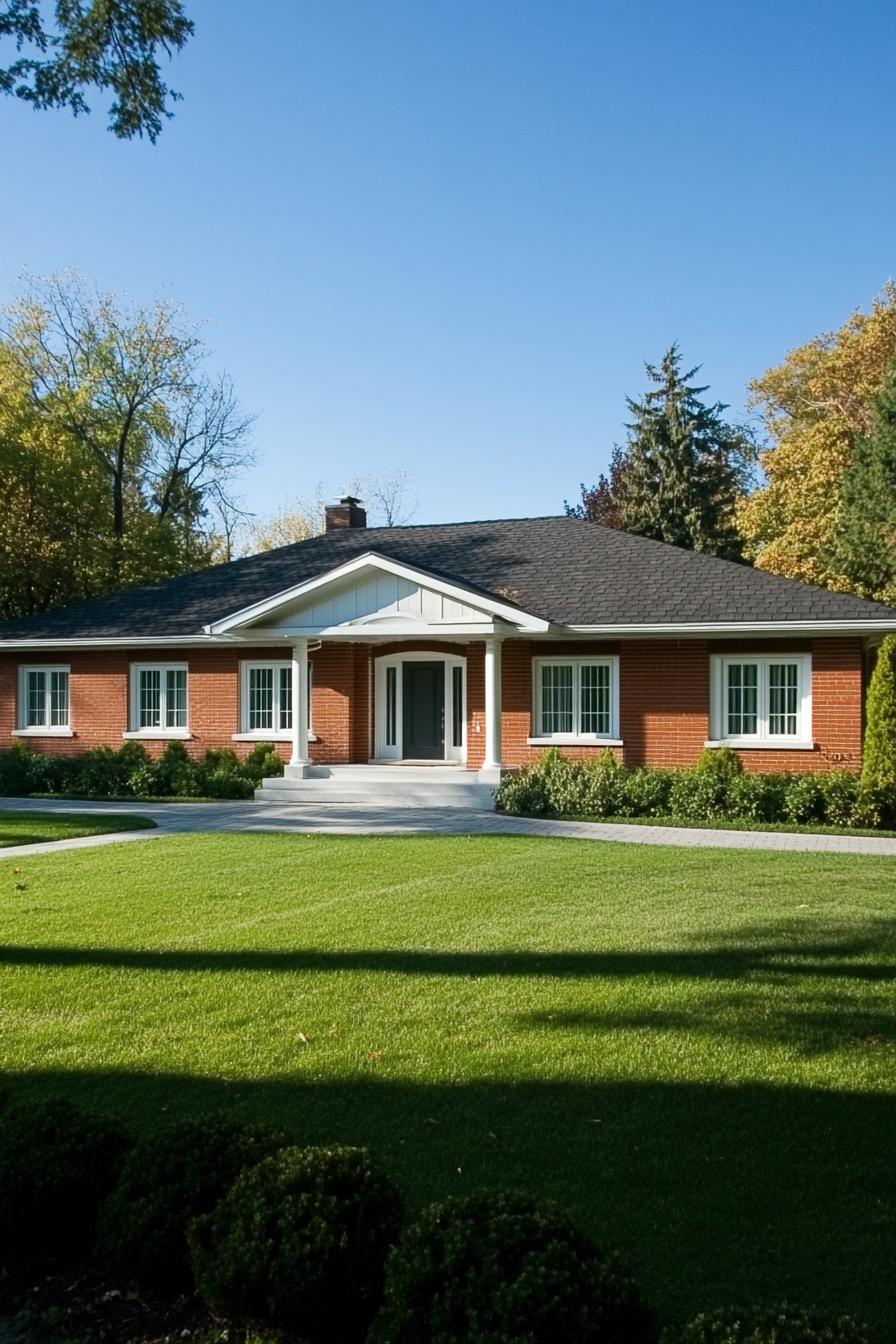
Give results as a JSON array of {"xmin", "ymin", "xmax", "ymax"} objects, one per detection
[
  {"xmin": 290, "ymin": 639, "xmax": 311, "ymax": 770},
  {"xmin": 483, "ymin": 636, "xmax": 503, "ymax": 773}
]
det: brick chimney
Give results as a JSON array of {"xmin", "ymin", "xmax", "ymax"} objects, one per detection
[{"xmin": 325, "ymin": 495, "xmax": 367, "ymax": 531}]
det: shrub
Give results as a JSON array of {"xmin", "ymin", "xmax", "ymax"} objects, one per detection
[
  {"xmin": 0, "ymin": 1096, "xmax": 130, "ymax": 1263},
  {"xmin": 694, "ymin": 745, "xmax": 743, "ymax": 780},
  {"xmin": 188, "ymin": 1145, "xmax": 402, "ymax": 1343},
  {"xmin": 862, "ymin": 635, "xmax": 896, "ymax": 790},
  {"xmin": 663, "ymin": 1301, "xmax": 869, "ymax": 1343},
  {"xmin": 819, "ymin": 771, "xmax": 859, "ymax": 828},
  {"xmin": 370, "ymin": 1190, "xmax": 649, "ymax": 1344},
  {"xmin": 241, "ymin": 741, "xmax": 284, "ymax": 785},
  {"xmin": 783, "ymin": 775, "xmax": 824, "ymax": 825},
  {"xmin": 668, "ymin": 768, "xmax": 727, "ymax": 822},
  {"xmin": 495, "ymin": 750, "xmax": 569, "ymax": 817},
  {"xmin": 97, "ymin": 1114, "xmax": 287, "ymax": 1295},
  {"xmin": 726, "ymin": 773, "xmax": 777, "ymax": 823},
  {"xmin": 618, "ymin": 766, "xmax": 671, "ymax": 816},
  {"xmin": 0, "ymin": 739, "xmax": 35, "ymax": 794},
  {"xmin": 579, "ymin": 750, "xmax": 624, "ymax": 818}
]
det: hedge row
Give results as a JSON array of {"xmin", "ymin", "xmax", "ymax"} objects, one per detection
[
  {"xmin": 495, "ymin": 747, "xmax": 896, "ymax": 830},
  {"xmin": 0, "ymin": 1095, "xmax": 870, "ymax": 1344},
  {"xmin": 0, "ymin": 738, "xmax": 284, "ymax": 800}
]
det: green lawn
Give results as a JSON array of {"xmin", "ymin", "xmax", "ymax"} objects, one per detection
[
  {"xmin": 0, "ymin": 808, "xmax": 156, "ymax": 848},
  {"xmin": 0, "ymin": 833, "xmax": 894, "ymax": 1335}
]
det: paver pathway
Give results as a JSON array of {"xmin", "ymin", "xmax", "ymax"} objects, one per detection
[{"xmin": 1, "ymin": 796, "xmax": 895, "ymax": 857}]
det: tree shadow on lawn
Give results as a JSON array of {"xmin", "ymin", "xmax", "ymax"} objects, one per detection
[
  {"xmin": 0, "ymin": 918, "xmax": 893, "ymax": 981},
  {"xmin": 0, "ymin": 1068, "xmax": 893, "ymax": 1338}
]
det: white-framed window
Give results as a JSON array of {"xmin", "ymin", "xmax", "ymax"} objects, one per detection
[
  {"xmin": 16, "ymin": 665, "xmax": 71, "ymax": 734},
  {"xmin": 530, "ymin": 656, "xmax": 620, "ymax": 742},
  {"xmin": 127, "ymin": 663, "xmax": 189, "ymax": 736},
  {"xmin": 709, "ymin": 654, "xmax": 812, "ymax": 748},
  {"xmin": 237, "ymin": 661, "xmax": 313, "ymax": 738}
]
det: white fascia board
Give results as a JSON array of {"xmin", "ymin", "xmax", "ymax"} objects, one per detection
[
  {"xmin": 561, "ymin": 620, "xmax": 896, "ymax": 638},
  {"xmin": 204, "ymin": 552, "xmax": 550, "ymax": 635},
  {"xmin": 261, "ymin": 622, "xmax": 500, "ymax": 639},
  {"xmin": 0, "ymin": 635, "xmax": 243, "ymax": 651}
]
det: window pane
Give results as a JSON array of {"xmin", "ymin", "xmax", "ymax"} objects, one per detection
[
  {"xmin": 542, "ymin": 664, "xmax": 573, "ymax": 734},
  {"xmin": 165, "ymin": 669, "xmax": 187, "ymax": 728},
  {"xmin": 452, "ymin": 665, "xmax": 463, "ymax": 747},
  {"xmin": 580, "ymin": 664, "xmax": 610, "ymax": 734},
  {"xmin": 49, "ymin": 670, "xmax": 69, "ymax": 727},
  {"xmin": 385, "ymin": 666, "xmax": 397, "ymax": 746},
  {"xmin": 279, "ymin": 666, "xmax": 293, "ymax": 732},
  {"xmin": 769, "ymin": 663, "xmax": 799, "ymax": 735},
  {"xmin": 726, "ymin": 663, "xmax": 758, "ymax": 736},
  {"xmin": 26, "ymin": 670, "xmax": 46, "ymax": 727},
  {"xmin": 139, "ymin": 669, "xmax": 161, "ymax": 728},
  {"xmin": 248, "ymin": 667, "xmax": 274, "ymax": 731}
]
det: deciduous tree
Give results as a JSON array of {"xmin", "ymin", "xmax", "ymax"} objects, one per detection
[
  {"xmin": 0, "ymin": 0, "xmax": 192, "ymax": 140},
  {"xmin": 737, "ymin": 284, "xmax": 896, "ymax": 588}
]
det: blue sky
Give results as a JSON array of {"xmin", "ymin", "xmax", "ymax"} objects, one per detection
[{"xmin": 2, "ymin": 0, "xmax": 895, "ymax": 527}]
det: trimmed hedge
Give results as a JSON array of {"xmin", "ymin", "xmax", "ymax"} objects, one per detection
[
  {"xmin": 0, "ymin": 738, "xmax": 283, "ymax": 801},
  {"xmin": 0, "ymin": 1097, "xmax": 130, "ymax": 1263},
  {"xmin": 188, "ymin": 1145, "xmax": 403, "ymax": 1343},
  {"xmin": 96, "ymin": 1113, "xmax": 288, "ymax": 1295},
  {"xmin": 370, "ymin": 1190, "xmax": 650, "ymax": 1344},
  {"xmin": 662, "ymin": 1302, "xmax": 869, "ymax": 1343},
  {"xmin": 495, "ymin": 748, "xmax": 895, "ymax": 830}
]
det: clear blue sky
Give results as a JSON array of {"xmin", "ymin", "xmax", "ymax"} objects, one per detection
[{"xmin": 2, "ymin": 0, "xmax": 894, "ymax": 526}]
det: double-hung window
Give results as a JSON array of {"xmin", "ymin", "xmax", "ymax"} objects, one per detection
[
  {"xmin": 17, "ymin": 666, "xmax": 70, "ymax": 733},
  {"xmin": 239, "ymin": 661, "xmax": 312, "ymax": 737},
  {"xmin": 531, "ymin": 657, "xmax": 619, "ymax": 742},
  {"xmin": 710, "ymin": 655, "xmax": 812, "ymax": 747},
  {"xmin": 129, "ymin": 664, "xmax": 189, "ymax": 735}
]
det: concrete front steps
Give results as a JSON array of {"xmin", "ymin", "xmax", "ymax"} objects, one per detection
[{"xmin": 255, "ymin": 764, "xmax": 497, "ymax": 810}]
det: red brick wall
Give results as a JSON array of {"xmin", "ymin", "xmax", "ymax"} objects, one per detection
[
  {"xmin": 0, "ymin": 635, "xmax": 866, "ymax": 773},
  {"xmin": 499, "ymin": 638, "xmax": 865, "ymax": 773}
]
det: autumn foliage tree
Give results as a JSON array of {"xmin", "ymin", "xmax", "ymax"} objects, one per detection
[
  {"xmin": 0, "ymin": 272, "xmax": 253, "ymax": 621},
  {"xmin": 737, "ymin": 284, "xmax": 896, "ymax": 590}
]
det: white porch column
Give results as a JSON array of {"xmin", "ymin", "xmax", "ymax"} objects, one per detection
[
  {"xmin": 290, "ymin": 638, "xmax": 311, "ymax": 771},
  {"xmin": 482, "ymin": 635, "xmax": 503, "ymax": 773}
]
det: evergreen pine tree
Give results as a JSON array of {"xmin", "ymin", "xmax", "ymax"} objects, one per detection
[
  {"xmin": 862, "ymin": 636, "xmax": 896, "ymax": 790},
  {"xmin": 828, "ymin": 363, "xmax": 896, "ymax": 604},
  {"xmin": 571, "ymin": 346, "xmax": 754, "ymax": 558}
]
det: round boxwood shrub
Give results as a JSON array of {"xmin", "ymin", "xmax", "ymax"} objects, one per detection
[
  {"xmin": 369, "ymin": 1190, "xmax": 649, "ymax": 1344},
  {"xmin": 188, "ymin": 1145, "xmax": 403, "ymax": 1343},
  {"xmin": 663, "ymin": 1302, "xmax": 868, "ymax": 1343},
  {"xmin": 0, "ymin": 1096, "xmax": 130, "ymax": 1262},
  {"xmin": 96, "ymin": 1113, "xmax": 287, "ymax": 1295}
]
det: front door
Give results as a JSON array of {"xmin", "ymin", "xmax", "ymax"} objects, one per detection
[{"xmin": 401, "ymin": 661, "xmax": 444, "ymax": 759}]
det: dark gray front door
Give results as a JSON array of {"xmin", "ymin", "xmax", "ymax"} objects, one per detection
[{"xmin": 402, "ymin": 661, "xmax": 444, "ymax": 759}]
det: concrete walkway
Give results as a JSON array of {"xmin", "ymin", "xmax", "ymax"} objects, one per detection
[{"xmin": 1, "ymin": 796, "xmax": 896, "ymax": 858}]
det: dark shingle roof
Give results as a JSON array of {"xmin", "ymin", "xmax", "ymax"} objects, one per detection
[{"xmin": 1, "ymin": 516, "xmax": 894, "ymax": 640}]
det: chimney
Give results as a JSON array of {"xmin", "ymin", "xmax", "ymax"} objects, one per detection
[{"xmin": 325, "ymin": 495, "xmax": 367, "ymax": 531}]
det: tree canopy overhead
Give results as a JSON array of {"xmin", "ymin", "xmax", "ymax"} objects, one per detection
[
  {"xmin": 0, "ymin": 0, "xmax": 192, "ymax": 139},
  {"xmin": 569, "ymin": 345, "xmax": 755, "ymax": 560}
]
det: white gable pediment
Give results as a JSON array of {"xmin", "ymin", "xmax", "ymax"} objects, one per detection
[
  {"xmin": 204, "ymin": 553, "xmax": 550, "ymax": 637},
  {"xmin": 267, "ymin": 568, "xmax": 491, "ymax": 631}
]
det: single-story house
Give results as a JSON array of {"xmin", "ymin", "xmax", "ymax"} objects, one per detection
[{"xmin": 2, "ymin": 498, "xmax": 895, "ymax": 803}]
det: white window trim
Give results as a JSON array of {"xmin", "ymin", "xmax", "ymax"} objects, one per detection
[
  {"xmin": 233, "ymin": 660, "xmax": 315, "ymax": 742},
  {"xmin": 125, "ymin": 662, "xmax": 190, "ymax": 738},
  {"xmin": 707, "ymin": 653, "xmax": 813, "ymax": 749},
  {"xmin": 531, "ymin": 656, "xmax": 620, "ymax": 742},
  {"xmin": 15, "ymin": 664, "xmax": 72, "ymax": 735}
]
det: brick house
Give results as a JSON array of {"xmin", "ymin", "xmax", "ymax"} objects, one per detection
[{"xmin": 1, "ymin": 500, "xmax": 895, "ymax": 802}]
